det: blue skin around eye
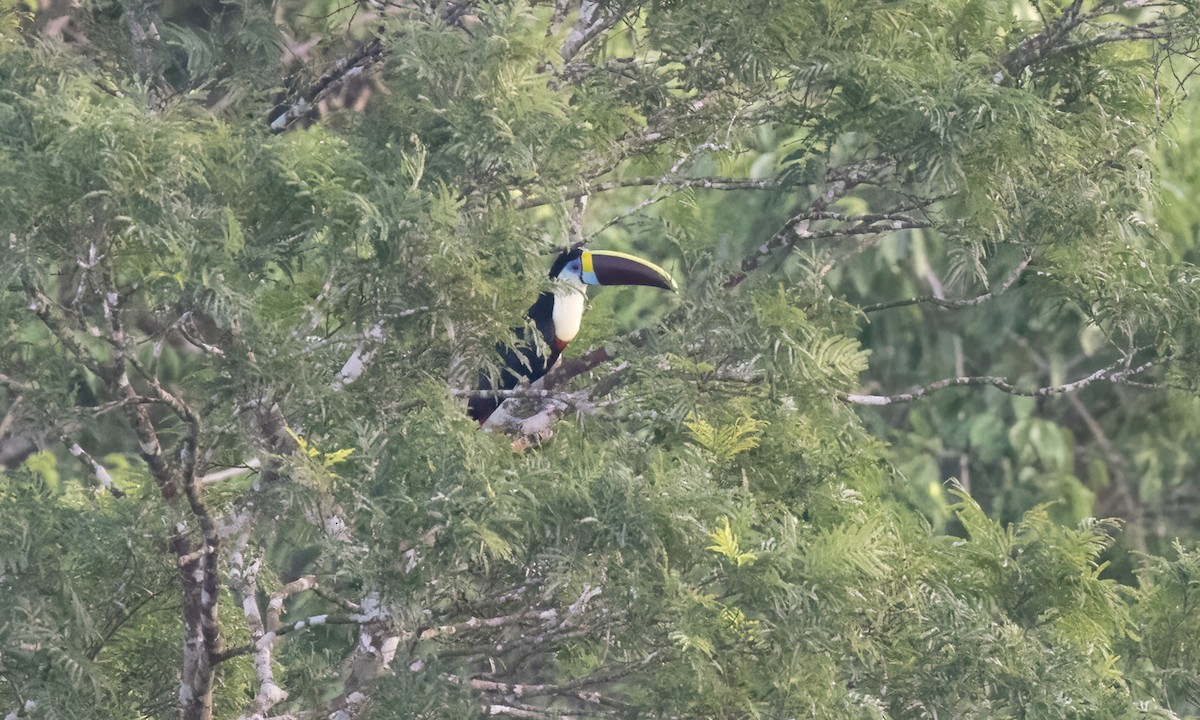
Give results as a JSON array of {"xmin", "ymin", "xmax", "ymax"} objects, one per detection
[{"xmin": 567, "ymin": 260, "xmax": 599, "ymax": 284}]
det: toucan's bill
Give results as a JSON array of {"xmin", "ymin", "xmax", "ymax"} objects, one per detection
[{"xmin": 580, "ymin": 250, "xmax": 676, "ymax": 291}]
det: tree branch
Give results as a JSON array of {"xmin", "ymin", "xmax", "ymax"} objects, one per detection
[
  {"xmin": 724, "ymin": 158, "xmax": 897, "ymax": 288},
  {"xmin": 998, "ymin": 0, "xmax": 1087, "ymax": 82},
  {"xmin": 862, "ymin": 255, "xmax": 1032, "ymax": 313},
  {"xmin": 842, "ymin": 355, "xmax": 1156, "ymax": 406},
  {"xmin": 560, "ymin": 1, "xmax": 625, "ymax": 63},
  {"xmin": 269, "ymin": 38, "xmax": 386, "ymax": 132},
  {"xmin": 226, "ymin": 544, "xmax": 289, "ymax": 717},
  {"xmin": 515, "ymin": 176, "xmax": 790, "ymax": 210},
  {"xmin": 64, "ymin": 439, "xmax": 125, "ymax": 498},
  {"xmin": 996, "ymin": 0, "xmax": 1182, "ymax": 83}
]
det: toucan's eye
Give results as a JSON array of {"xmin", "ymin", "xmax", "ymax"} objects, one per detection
[{"xmin": 567, "ymin": 260, "xmax": 582, "ymax": 272}]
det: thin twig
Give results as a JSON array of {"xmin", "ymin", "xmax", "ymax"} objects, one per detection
[
  {"xmin": 515, "ymin": 176, "xmax": 791, "ymax": 210},
  {"xmin": 862, "ymin": 255, "xmax": 1032, "ymax": 313},
  {"xmin": 842, "ymin": 355, "xmax": 1155, "ymax": 406}
]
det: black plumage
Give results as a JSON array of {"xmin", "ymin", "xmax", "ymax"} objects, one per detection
[{"xmin": 468, "ymin": 247, "xmax": 581, "ymax": 423}]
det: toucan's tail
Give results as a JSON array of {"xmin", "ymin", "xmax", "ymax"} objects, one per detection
[{"xmin": 468, "ymin": 393, "xmax": 499, "ymax": 424}]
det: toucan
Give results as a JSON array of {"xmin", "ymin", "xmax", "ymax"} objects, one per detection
[{"xmin": 468, "ymin": 244, "xmax": 676, "ymax": 423}]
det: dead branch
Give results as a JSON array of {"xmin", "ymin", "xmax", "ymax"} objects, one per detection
[
  {"xmin": 725, "ymin": 158, "xmax": 897, "ymax": 288},
  {"xmin": 862, "ymin": 255, "xmax": 1032, "ymax": 313},
  {"xmin": 842, "ymin": 355, "xmax": 1156, "ymax": 406}
]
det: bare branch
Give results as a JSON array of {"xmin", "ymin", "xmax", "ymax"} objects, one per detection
[
  {"xmin": 331, "ymin": 322, "xmax": 387, "ymax": 391},
  {"xmin": 457, "ymin": 387, "xmax": 585, "ymax": 402},
  {"xmin": 486, "ymin": 701, "xmax": 598, "ymax": 719},
  {"xmin": 219, "ymin": 614, "xmax": 370, "ymax": 664},
  {"xmin": 560, "ymin": 1, "xmax": 625, "ymax": 63},
  {"xmin": 23, "ymin": 283, "xmax": 101, "ymax": 372},
  {"xmin": 267, "ymin": 576, "xmax": 319, "ymax": 633},
  {"xmin": 996, "ymin": 0, "xmax": 1184, "ymax": 83},
  {"xmin": 0, "ymin": 396, "xmax": 23, "ymax": 442},
  {"xmin": 997, "ymin": 0, "xmax": 1087, "ymax": 82},
  {"xmin": 314, "ymin": 584, "xmax": 363, "ymax": 614},
  {"xmin": 862, "ymin": 255, "xmax": 1032, "ymax": 313},
  {"xmin": 270, "ymin": 38, "xmax": 386, "ymax": 132},
  {"xmin": 64, "ymin": 439, "xmax": 125, "ymax": 498},
  {"xmin": 410, "ymin": 607, "xmax": 550, "ymax": 643},
  {"xmin": 725, "ymin": 158, "xmax": 897, "ymax": 288},
  {"xmin": 174, "ymin": 312, "xmax": 225, "ymax": 356},
  {"xmin": 226, "ymin": 545, "xmax": 289, "ymax": 717},
  {"xmin": 842, "ymin": 355, "xmax": 1156, "ymax": 406},
  {"xmin": 446, "ymin": 650, "xmax": 660, "ymax": 707},
  {"xmin": 199, "ymin": 459, "xmax": 261, "ymax": 485},
  {"xmin": 0, "ymin": 374, "xmax": 31, "ymax": 394},
  {"xmin": 515, "ymin": 176, "xmax": 790, "ymax": 210}
]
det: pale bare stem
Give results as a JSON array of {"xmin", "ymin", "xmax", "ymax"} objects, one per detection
[
  {"xmin": 174, "ymin": 312, "xmax": 225, "ymax": 356},
  {"xmin": 407, "ymin": 607, "xmax": 549, "ymax": 643},
  {"xmin": 447, "ymin": 652, "xmax": 660, "ymax": 708},
  {"xmin": 23, "ymin": 284, "xmax": 101, "ymax": 372},
  {"xmin": 479, "ymin": 383, "xmax": 585, "ymax": 438},
  {"xmin": 63, "ymin": 438, "xmax": 125, "ymax": 498},
  {"xmin": 3, "ymin": 699, "xmax": 38, "ymax": 719},
  {"xmin": 726, "ymin": 158, "xmax": 896, "ymax": 288},
  {"xmin": 585, "ymin": 142, "xmax": 732, "ymax": 242},
  {"xmin": 199, "ymin": 459, "xmax": 261, "ymax": 485},
  {"xmin": 227, "ymin": 542, "xmax": 290, "ymax": 718},
  {"xmin": 1052, "ymin": 20, "xmax": 1172, "ymax": 55},
  {"xmin": 69, "ymin": 241, "xmax": 104, "ymax": 307},
  {"xmin": 459, "ymin": 387, "xmax": 585, "ymax": 402},
  {"xmin": 862, "ymin": 254, "xmax": 1033, "ymax": 313},
  {"xmin": 560, "ymin": 1, "xmax": 616, "ymax": 63},
  {"xmin": 842, "ymin": 354, "xmax": 1156, "ymax": 406},
  {"xmin": 270, "ymin": 38, "xmax": 386, "ymax": 132},
  {"xmin": 326, "ymin": 622, "xmax": 402, "ymax": 718},
  {"xmin": 328, "ymin": 307, "xmax": 429, "ymax": 390},
  {"xmin": 516, "ymin": 177, "xmax": 791, "ymax": 210},
  {"xmin": 177, "ymin": 543, "xmax": 217, "ymax": 567},
  {"xmin": 267, "ymin": 576, "xmax": 319, "ymax": 633},
  {"xmin": 331, "ymin": 321, "xmax": 387, "ymax": 391},
  {"xmin": 220, "ymin": 615, "xmax": 373, "ymax": 662},
  {"xmin": 569, "ymin": 195, "xmax": 589, "ymax": 245},
  {"xmin": 0, "ymin": 396, "xmax": 22, "ymax": 441},
  {"xmin": 997, "ymin": 0, "xmax": 1187, "ymax": 83},
  {"xmin": 447, "ymin": 676, "xmax": 559, "ymax": 697},
  {"xmin": 564, "ymin": 584, "xmax": 602, "ymax": 623},
  {"xmin": 0, "ymin": 373, "xmax": 31, "ymax": 394},
  {"xmin": 485, "ymin": 702, "xmax": 595, "ymax": 718},
  {"xmin": 314, "ymin": 585, "xmax": 363, "ymax": 613}
]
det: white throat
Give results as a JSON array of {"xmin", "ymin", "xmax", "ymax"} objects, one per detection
[{"xmin": 551, "ymin": 280, "xmax": 587, "ymax": 344}]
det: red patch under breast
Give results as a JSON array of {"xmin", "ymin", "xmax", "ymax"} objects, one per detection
[{"xmin": 553, "ymin": 337, "xmax": 570, "ymax": 352}]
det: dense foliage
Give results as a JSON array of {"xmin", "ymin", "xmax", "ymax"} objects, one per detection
[{"xmin": 3, "ymin": 0, "xmax": 1200, "ymax": 718}]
